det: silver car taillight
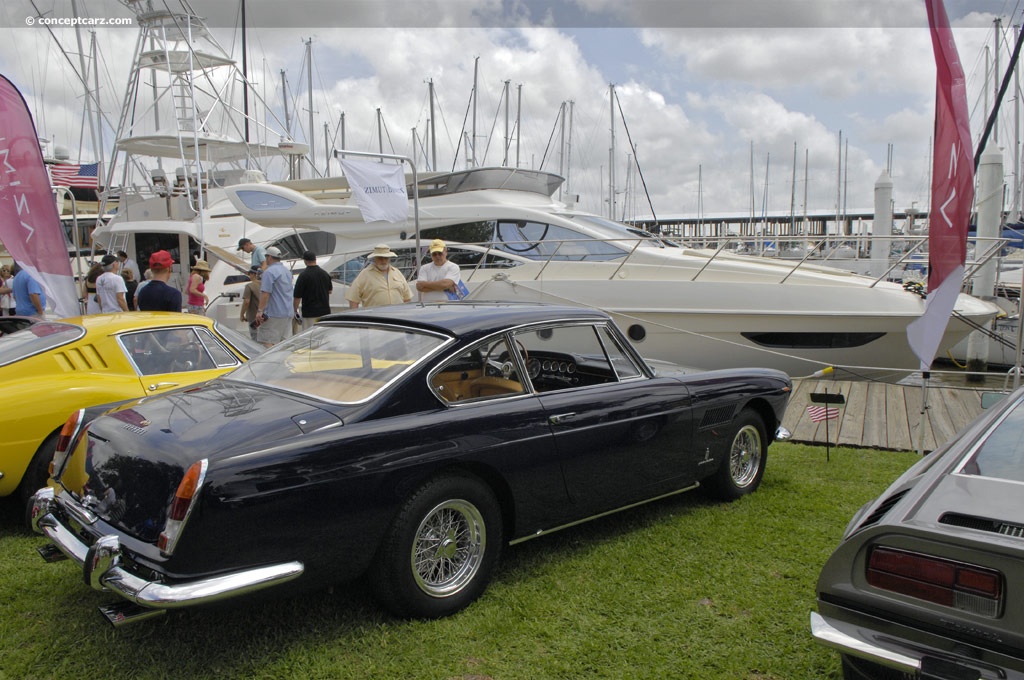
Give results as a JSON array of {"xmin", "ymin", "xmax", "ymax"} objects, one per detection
[{"xmin": 866, "ymin": 546, "xmax": 1003, "ymax": 618}]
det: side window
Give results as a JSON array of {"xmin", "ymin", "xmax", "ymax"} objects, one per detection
[
  {"xmin": 195, "ymin": 328, "xmax": 240, "ymax": 368},
  {"xmin": 430, "ymin": 335, "xmax": 526, "ymax": 403},
  {"xmin": 494, "ymin": 221, "xmax": 623, "ymax": 261},
  {"xmin": 121, "ymin": 328, "xmax": 218, "ymax": 375},
  {"xmin": 330, "ymin": 255, "xmax": 367, "ymax": 284},
  {"xmin": 597, "ymin": 326, "xmax": 643, "ymax": 379},
  {"xmin": 513, "ymin": 324, "xmax": 617, "ymax": 393}
]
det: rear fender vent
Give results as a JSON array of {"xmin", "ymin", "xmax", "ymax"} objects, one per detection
[
  {"xmin": 699, "ymin": 404, "xmax": 736, "ymax": 431},
  {"xmin": 53, "ymin": 345, "xmax": 109, "ymax": 371},
  {"xmin": 855, "ymin": 489, "xmax": 908, "ymax": 532},
  {"xmin": 940, "ymin": 513, "xmax": 1024, "ymax": 538}
]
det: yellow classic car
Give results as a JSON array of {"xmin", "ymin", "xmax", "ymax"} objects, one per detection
[{"xmin": 0, "ymin": 312, "xmax": 263, "ymax": 503}]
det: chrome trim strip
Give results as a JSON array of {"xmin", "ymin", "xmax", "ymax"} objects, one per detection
[
  {"xmin": 810, "ymin": 611, "xmax": 918, "ymax": 673},
  {"xmin": 509, "ymin": 483, "xmax": 699, "ymax": 546}
]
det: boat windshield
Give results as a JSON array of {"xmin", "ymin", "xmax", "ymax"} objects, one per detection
[
  {"xmin": 225, "ymin": 323, "xmax": 448, "ymax": 403},
  {"xmin": 565, "ymin": 214, "xmax": 679, "ymax": 248},
  {"xmin": 0, "ymin": 321, "xmax": 84, "ymax": 368}
]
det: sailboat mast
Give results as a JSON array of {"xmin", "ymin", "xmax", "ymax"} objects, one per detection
[
  {"xmin": 790, "ymin": 142, "xmax": 797, "ymax": 234},
  {"xmin": 306, "ymin": 37, "xmax": 314, "ymax": 176},
  {"xmin": 428, "ymin": 79, "xmax": 437, "ymax": 171},
  {"xmin": 70, "ymin": 0, "xmax": 100, "ymax": 165},
  {"xmin": 566, "ymin": 100, "xmax": 574, "ymax": 200},
  {"xmin": 516, "ymin": 83, "xmax": 522, "ymax": 168},
  {"xmin": 241, "ymin": 0, "xmax": 249, "ymax": 144},
  {"xmin": 503, "ymin": 79, "xmax": 510, "ymax": 167},
  {"xmin": 471, "ymin": 56, "xmax": 478, "ymax": 168},
  {"xmin": 608, "ymin": 84, "xmax": 616, "ymax": 220}
]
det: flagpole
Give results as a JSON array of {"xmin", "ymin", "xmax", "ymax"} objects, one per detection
[{"xmin": 918, "ymin": 371, "xmax": 930, "ymax": 456}]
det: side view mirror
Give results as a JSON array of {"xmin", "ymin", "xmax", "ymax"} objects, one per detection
[{"xmin": 981, "ymin": 392, "xmax": 1009, "ymax": 409}]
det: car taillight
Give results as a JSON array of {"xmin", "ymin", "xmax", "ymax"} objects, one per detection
[
  {"xmin": 158, "ymin": 459, "xmax": 208, "ymax": 555},
  {"xmin": 50, "ymin": 409, "xmax": 86, "ymax": 480},
  {"xmin": 867, "ymin": 546, "xmax": 1003, "ymax": 617}
]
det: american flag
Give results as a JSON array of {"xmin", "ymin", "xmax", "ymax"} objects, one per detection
[
  {"xmin": 49, "ymin": 162, "xmax": 99, "ymax": 189},
  {"xmin": 806, "ymin": 405, "xmax": 840, "ymax": 423}
]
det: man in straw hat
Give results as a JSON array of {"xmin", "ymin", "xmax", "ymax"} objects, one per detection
[{"xmin": 346, "ymin": 244, "xmax": 412, "ymax": 308}]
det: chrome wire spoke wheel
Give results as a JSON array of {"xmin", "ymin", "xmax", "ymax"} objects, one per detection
[
  {"xmin": 729, "ymin": 424, "xmax": 763, "ymax": 488},
  {"xmin": 411, "ymin": 499, "xmax": 486, "ymax": 598}
]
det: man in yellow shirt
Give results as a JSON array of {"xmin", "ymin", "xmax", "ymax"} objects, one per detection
[{"xmin": 345, "ymin": 244, "xmax": 413, "ymax": 308}]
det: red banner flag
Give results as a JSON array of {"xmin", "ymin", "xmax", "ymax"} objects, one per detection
[
  {"xmin": 907, "ymin": 0, "xmax": 975, "ymax": 369},
  {"xmin": 0, "ymin": 75, "xmax": 79, "ymax": 318}
]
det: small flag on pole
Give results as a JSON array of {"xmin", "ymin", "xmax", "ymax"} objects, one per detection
[
  {"xmin": 339, "ymin": 158, "xmax": 408, "ymax": 223},
  {"xmin": 806, "ymin": 405, "xmax": 840, "ymax": 423},
  {"xmin": 49, "ymin": 162, "xmax": 100, "ymax": 189}
]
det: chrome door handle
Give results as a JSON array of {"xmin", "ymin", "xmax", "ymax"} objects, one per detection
[
  {"xmin": 549, "ymin": 412, "xmax": 576, "ymax": 424},
  {"xmin": 148, "ymin": 382, "xmax": 180, "ymax": 391}
]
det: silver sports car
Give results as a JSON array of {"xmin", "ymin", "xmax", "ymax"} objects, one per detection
[{"xmin": 812, "ymin": 388, "xmax": 1024, "ymax": 679}]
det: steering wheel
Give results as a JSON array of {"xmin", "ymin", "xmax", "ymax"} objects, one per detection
[
  {"xmin": 484, "ymin": 340, "xmax": 529, "ymax": 379},
  {"xmin": 498, "ymin": 223, "xmax": 549, "ymax": 253},
  {"xmin": 169, "ymin": 341, "xmax": 204, "ymax": 372}
]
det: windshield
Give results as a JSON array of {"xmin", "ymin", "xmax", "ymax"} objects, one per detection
[
  {"xmin": 226, "ymin": 323, "xmax": 449, "ymax": 403},
  {"xmin": 567, "ymin": 214, "xmax": 677, "ymax": 248},
  {"xmin": 0, "ymin": 321, "xmax": 84, "ymax": 367}
]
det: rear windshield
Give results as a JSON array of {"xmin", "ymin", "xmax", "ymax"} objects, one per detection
[
  {"xmin": 0, "ymin": 322, "xmax": 84, "ymax": 367},
  {"xmin": 961, "ymin": 395, "xmax": 1024, "ymax": 483},
  {"xmin": 226, "ymin": 322, "xmax": 449, "ymax": 403}
]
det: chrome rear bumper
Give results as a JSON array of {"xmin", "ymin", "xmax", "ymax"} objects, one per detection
[
  {"xmin": 32, "ymin": 488, "xmax": 303, "ymax": 614},
  {"xmin": 811, "ymin": 610, "xmax": 1024, "ymax": 679}
]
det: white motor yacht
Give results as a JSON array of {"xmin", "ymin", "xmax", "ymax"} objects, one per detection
[{"xmin": 220, "ymin": 167, "xmax": 1000, "ymax": 377}]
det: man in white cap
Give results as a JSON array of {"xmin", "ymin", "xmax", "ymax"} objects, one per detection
[
  {"xmin": 415, "ymin": 239, "xmax": 463, "ymax": 302},
  {"xmin": 255, "ymin": 246, "xmax": 295, "ymax": 346},
  {"xmin": 96, "ymin": 254, "xmax": 129, "ymax": 313},
  {"xmin": 346, "ymin": 244, "xmax": 412, "ymax": 308}
]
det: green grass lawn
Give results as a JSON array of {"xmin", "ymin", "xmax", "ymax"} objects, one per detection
[{"xmin": 0, "ymin": 443, "xmax": 918, "ymax": 680}]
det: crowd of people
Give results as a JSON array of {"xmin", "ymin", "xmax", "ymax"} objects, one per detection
[{"xmin": 0, "ymin": 238, "xmax": 465, "ymax": 347}]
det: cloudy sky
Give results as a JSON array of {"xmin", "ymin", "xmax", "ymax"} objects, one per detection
[{"xmin": 0, "ymin": 0, "xmax": 1016, "ymax": 221}]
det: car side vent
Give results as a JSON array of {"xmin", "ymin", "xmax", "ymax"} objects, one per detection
[
  {"xmin": 53, "ymin": 345, "xmax": 110, "ymax": 372},
  {"xmin": 855, "ymin": 490, "xmax": 908, "ymax": 532},
  {"xmin": 699, "ymin": 405, "xmax": 736, "ymax": 431},
  {"xmin": 940, "ymin": 513, "xmax": 1024, "ymax": 538}
]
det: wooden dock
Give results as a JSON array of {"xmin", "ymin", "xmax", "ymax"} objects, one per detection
[{"xmin": 780, "ymin": 379, "xmax": 991, "ymax": 452}]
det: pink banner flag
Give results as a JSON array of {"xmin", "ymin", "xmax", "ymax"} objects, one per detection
[
  {"xmin": 0, "ymin": 75, "xmax": 79, "ymax": 318},
  {"xmin": 907, "ymin": 0, "xmax": 975, "ymax": 370}
]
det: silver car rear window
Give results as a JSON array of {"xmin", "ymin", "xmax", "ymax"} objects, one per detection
[
  {"xmin": 0, "ymin": 321, "xmax": 84, "ymax": 367},
  {"xmin": 961, "ymin": 397, "xmax": 1024, "ymax": 483}
]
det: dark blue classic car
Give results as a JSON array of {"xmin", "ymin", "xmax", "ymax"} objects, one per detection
[{"xmin": 32, "ymin": 302, "xmax": 791, "ymax": 625}]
